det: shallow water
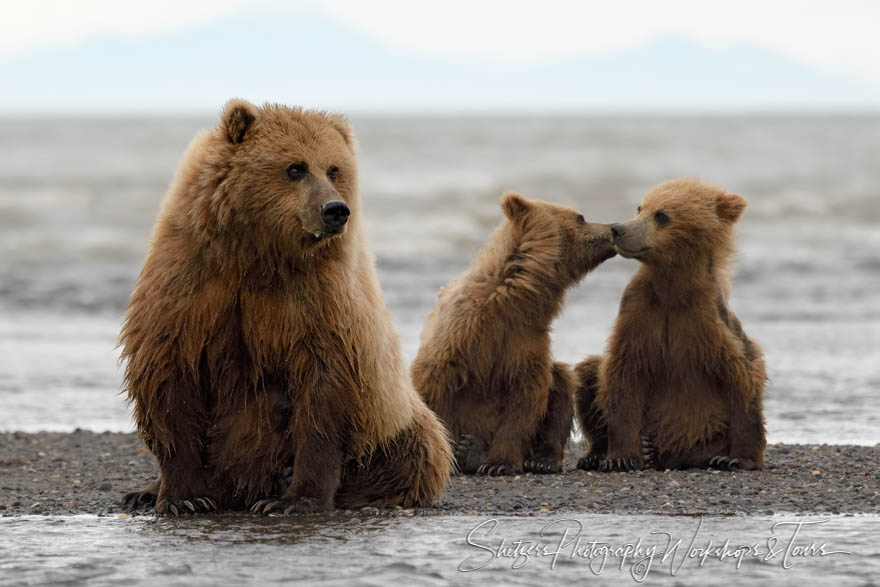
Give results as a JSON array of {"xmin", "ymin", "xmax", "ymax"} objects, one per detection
[
  {"xmin": 0, "ymin": 514, "xmax": 876, "ymax": 586},
  {"xmin": 0, "ymin": 116, "xmax": 879, "ymax": 443}
]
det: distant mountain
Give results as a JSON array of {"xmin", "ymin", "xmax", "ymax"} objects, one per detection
[{"xmin": 2, "ymin": 10, "xmax": 878, "ymax": 113}]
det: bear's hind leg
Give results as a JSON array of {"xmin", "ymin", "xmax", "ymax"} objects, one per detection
[
  {"xmin": 574, "ymin": 356, "xmax": 608, "ymax": 471},
  {"xmin": 723, "ymin": 385, "xmax": 766, "ymax": 471},
  {"xmin": 335, "ymin": 404, "xmax": 452, "ymax": 509},
  {"xmin": 524, "ymin": 362, "xmax": 574, "ymax": 474}
]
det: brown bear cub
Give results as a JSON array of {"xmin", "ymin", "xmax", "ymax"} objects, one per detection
[
  {"xmin": 121, "ymin": 100, "xmax": 452, "ymax": 515},
  {"xmin": 576, "ymin": 178, "xmax": 767, "ymax": 472},
  {"xmin": 412, "ymin": 192, "xmax": 616, "ymax": 476}
]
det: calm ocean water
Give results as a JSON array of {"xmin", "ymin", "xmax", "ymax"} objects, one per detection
[{"xmin": 0, "ymin": 115, "xmax": 877, "ymax": 443}]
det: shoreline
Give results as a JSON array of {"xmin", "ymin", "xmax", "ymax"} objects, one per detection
[{"xmin": 0, "ymin": 431, "xmax": 877, "ymax": 517}]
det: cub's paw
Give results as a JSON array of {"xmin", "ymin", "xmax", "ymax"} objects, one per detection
[
  {"xmin": 598, "ymin": 457, "xmax": 643, "ymax": 472},
  {"xmin": 453, "ymin": 435, "xmax": 488, "ymax": 475},
  {"xmin": 122, "ymin": 489, "xmax": 157, "ymax": 510},
  {"xmin": 523, "ymin": 457, "xmax": 561, "ymax": 474},
  {"xmin": 709, "ymin": 456, "xmax": 750, "ymax": 471},
  {"xmin": 576, "ymin": 454, "xmax": 602, "ymax": 471},
  {"xmin": 156, "ymin": 497, "xmax": 219, "ymax": 516},
  {"xmin": 641, "ymin": 436, "xmax": 657, "ymax": 470},
  {"xmin": 476, "ymin": 462, "xmax": 516, "ymax": 477},
  {"xmin": 250, "ymin": 496, "xmax": 327, "ymax": 515}
]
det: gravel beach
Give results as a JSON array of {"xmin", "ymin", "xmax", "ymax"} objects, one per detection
[{"xmin": 1, "ymin": 431, "xmax": 877, "ymax": 517}]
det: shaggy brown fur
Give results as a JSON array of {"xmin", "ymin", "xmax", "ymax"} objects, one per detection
[
  {"xmin": 412, "ymin": 193, "xmax": 615, "ymax": 476},
  {"xmin": 576, "ymin": 178, "xmax": 767, "ymax": 472},
  {"xmin": 120, "ymin": 100, "xmax": 452, "ymax": 515}
]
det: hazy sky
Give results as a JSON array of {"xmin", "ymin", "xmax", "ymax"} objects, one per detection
[{"xmin": 3, "ymin": 0, "xmax": 879, "ymax": 113}]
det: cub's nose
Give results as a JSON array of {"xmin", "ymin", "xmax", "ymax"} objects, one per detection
[
  {"xmin": 321, "ymin": 201, "xmax": 350, "ymax": 231},
  {"xmin": 610, "ymin": 224, "xmax": 626, "ymax": 240}
]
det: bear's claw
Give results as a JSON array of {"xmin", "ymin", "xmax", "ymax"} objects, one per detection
[
  {"xmin": 476, "ymin": 462, "xmax": 515, "ymax": 477},
  {"xmin": 122, "ymin": 490, "xmax": 157, "ymax": 510},
  {"xmin": 576, "ymin": 454, "xmax": 602, "ymax": 471},
  {"xmin": 453, "ymin": 435, "xmax": 488, "ymax": 475},
  {"xmin": 598, "ymin": 457, "xmax": 642, "ymax": 472},
  {"xmin": 523, "ymin": 457, "xmax": 561, "ymax": 474},
  {"xmin": 250, "ymin": 496, "xmax": 326, "ymax": 515},
  {"xmin": 641, "ymin": 436, "xmax": 657, "ymax": 469},
  {"xmin": 155, "ymin": 496, "xmax": 218, "ymax": 516},
  {"xmin": 709, "ymin": 456, "xmax": 741, "ymax": 471}
]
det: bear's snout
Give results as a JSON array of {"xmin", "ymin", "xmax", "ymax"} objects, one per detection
[
  {"xmin": 321, "ymin": 201, "xmax": 350, "ymax": 232},
  {"xmin": 610, "ymin": 224, "xmax": 626, "ymax": 240}
]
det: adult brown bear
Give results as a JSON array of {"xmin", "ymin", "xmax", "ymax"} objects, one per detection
[
  {"xmin": 121, "ymin": 100, "xmax": 452, "ymax": 515},
  {"xmin": 413, "ymin": 192, "xmax": 615, "ymax": 475},
  {"xmin": 576, "ymin": 179, "xmax": 767, "ymax": 472}
]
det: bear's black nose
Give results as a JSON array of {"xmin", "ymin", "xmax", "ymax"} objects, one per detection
[
  {"xmin": 611, "ymin": 224, "xmax": 625, "ymax": 240},
  {"xmin": 321, "ymin": 201, "xmax": 350, "ymax": 231}
]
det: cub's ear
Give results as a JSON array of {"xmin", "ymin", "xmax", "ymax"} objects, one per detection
[
  {"xmin": 221, "ymin": 99, "xmax": 257, "ymax": 144},
  {"xmin": 327, "ymin": 114, "xmax": 356, "ymax": 150},
  {"xmin": 501, "ymin": 191, "xmax": 533, "ymax": 221},
  {"xmin": 716, "ymin": 192, "xmax": 747, "ymax": 223}
]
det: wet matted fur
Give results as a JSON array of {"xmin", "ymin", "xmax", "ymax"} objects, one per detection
[
  {"xmin": 576, "ymin": 178, "xmax": 767, "ymax": 472},
  {"xmin": 120, "ymin": 100, "xmax": 452, "ymax": 514},
  {"xmin": 412, "ymin": 193, "xmax": 615, "ymax": 475}
]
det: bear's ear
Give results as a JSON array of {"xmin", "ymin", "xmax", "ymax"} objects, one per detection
[
  {"xmin": 716, "ymin": 192, "xmax": 747, "ymax": 223},
  {"xmin": 501, "ymin": 191, "xmax": 533, "ymax": 221},
  {"xmin": 221, "ymin": 99, "xmax": 257, "ymax": 144},
  {"xmin": 327, "ymin": 114, "xmax": 356, "ymax": 150}
]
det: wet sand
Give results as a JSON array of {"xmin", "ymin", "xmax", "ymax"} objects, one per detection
[{"xmin": 1, "ymin": 431, "xmax": 877, "ymax": 517}]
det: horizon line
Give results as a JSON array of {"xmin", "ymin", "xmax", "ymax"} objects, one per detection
[{"xmin": 3, "ymin": 106, "xmax": 880, "ymax": 119}]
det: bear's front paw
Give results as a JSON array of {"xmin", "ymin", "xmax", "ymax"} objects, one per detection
[
  {"xmin": 523, "ymin": 457, "xmax": 561, "ymax": 474},
  {"xmin": 155, "ymin": 497, "xmax": 219, "ymax": 516},
  {"xmin": 453, "ymin": 435, "xmax": 488, "ymax": 475},
  {"xmin": 250, "ymin": 496, "xmax": 328, "ymax": 515},
  {"xmin": 476, "ymin": 462, "xmax": 516, "ymax": 477},
  {"xmin": 598, "ymin": 457, "xmax": 643, "ymax": 472}
]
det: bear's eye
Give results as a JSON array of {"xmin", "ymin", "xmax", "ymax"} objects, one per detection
[
  {"xmin": 654, "ymin": 211, "xmax": 670, "ymax": 227},
  {"xmin": 576, "ymin": 214, "xmax": 585, "ymax": 225},
  {"xmin": 327, "ymin": 165, "xmax": 339, "ymax": 183},
  {"xmin": 286, "ymin": 162, "xmax": 308, "ymax": 180},
  {"xmin": 637, "ymin": 206, "xmax": 642, "ymax": 213}
]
